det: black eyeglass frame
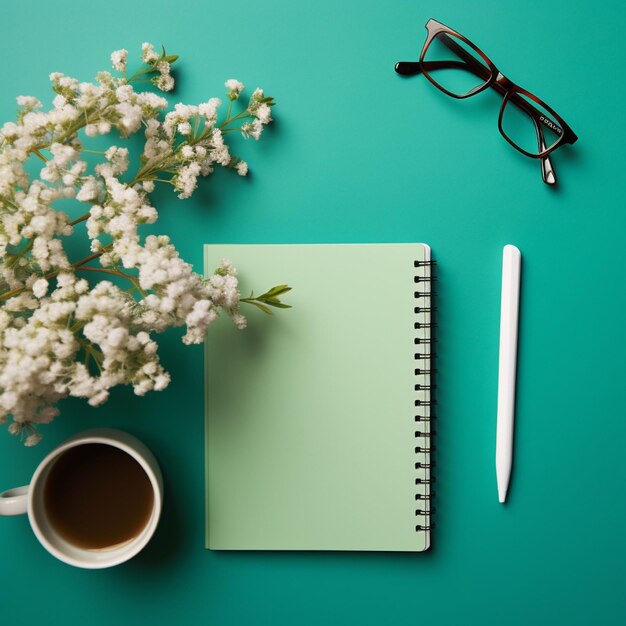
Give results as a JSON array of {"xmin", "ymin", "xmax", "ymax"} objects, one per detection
[{"xmin": 395, "ymin": 19, "xmax": 578, "ymax": 184}]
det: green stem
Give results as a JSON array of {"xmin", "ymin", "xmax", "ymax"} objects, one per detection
[
  {"xmin": 31, "ymin": 120, "xmax": 85, "ymax": 152},
  {"xmin": 0, "ymin": 249, "xmax": 107, "ymax": 300},
  {"xmin": 132, "ymin": 148, "xmax": 176, "ymax": 184},
  {"xmin": 29, "ymin": 100, "xmax": 115, "ymax": 154},
  {"xmin": 75, "ymin": 265, "xmax": 147, "ymax": 298},
  {"xmin": 127, "ymin": 65, "xmax": 154, "ymax": 83},
  {"xmin": 75, "ymin": 266, "xmax": 127, "ymax": 279},
  {"xmin": 5, "ymin": 239, "xmax": 33, "ymax": 268},
  {"xmin": 78, "ymin": 338, "xmax": 104, "ymax": 372},
  {"xmin": 70, "ymin": 212, "xmax": 90, "ymax": 226},
  {"xmin": 219, "ymin": 109, "xmax": 250, "ymax": 129},
  {"xmin": 225, "ymin": 99, "xmax": 233, "ymax": 124},
  {"xmin": 2, "ymin": 197, "xmax": 19, "ymax": 211},
  {"xmin": 128, "ymin": 276, "xmax": 147, "ymax": 298},
  {"xmin": 73, "ymin": 252, "xmax": 102, "ymax": 267}
]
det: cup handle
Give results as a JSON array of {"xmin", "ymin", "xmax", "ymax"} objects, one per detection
[{"xmin": 0, "ymin": 486, "xmax": 29, "ymax": 516}]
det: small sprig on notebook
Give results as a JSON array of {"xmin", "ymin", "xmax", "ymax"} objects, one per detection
[{"xmin": 240, "ymin": 284, "xmax": 292, "ymax": 315}]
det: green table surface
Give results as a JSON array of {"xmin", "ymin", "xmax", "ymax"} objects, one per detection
[{"xmin": 1, "ymin": 1, "xmax": 625, "ymax": 624}]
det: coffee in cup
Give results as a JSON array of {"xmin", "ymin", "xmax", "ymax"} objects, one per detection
[{"xmin": 0, "ymin": 429, "xmax": 163, "ymax": 568}]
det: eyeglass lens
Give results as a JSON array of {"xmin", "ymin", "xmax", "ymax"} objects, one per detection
[
  {"xmin": 422, "ymin": 33, "xmax": 492, "ymax": 97},
  {"xmin": 500, "ymin": 93, "xmax": 564, "ymax": 156}
]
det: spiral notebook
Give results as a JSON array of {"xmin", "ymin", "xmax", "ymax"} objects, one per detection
[{"xmin": 204, "ymin": 243, "xmax": 435, "ymax": 551}]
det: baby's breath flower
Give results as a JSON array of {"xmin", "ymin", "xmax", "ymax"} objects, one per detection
[
  {"xmin": 0, "ymin": 42, "xmax": 279, "ymax": 444},
  {"xmin": 255, "ymin": 103, "xmax": 272, "ymax": 124},
  {"xmin": 241, "ymin": 119, "xmax": 264, "ymax": 140},
  {"xmin": 141, "ymin": 42, "xmax": 159, "ymax": 64},
  {"xmin": 17, "ymin": 96, "xmax": 42, "ymax": 109},
  {"xmin": 156, "ymin": 74, "xmax": 174, "ymax": 92},
  {"xmin": 225, "ymin": 79, "xmax": 244, "ymax": 100},
  {"xmin": 111, "ymin": 49, "xmax": 128, "ymax": 72},
  {"xmin": 199, "ymin": 98, "xmax": 221, "ymax": 120},
  {"xmin": 32, "ymin": 279, "xmax": 48, "ymax": 299},
  {"xmin": 25, "ymin": 433, "xmax": 43, "ymax": 447}
]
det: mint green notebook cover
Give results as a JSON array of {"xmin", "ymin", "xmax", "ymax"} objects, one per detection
[{"xmin": 204, "ymin": 244, "xmax": 432, "ymax": 551}]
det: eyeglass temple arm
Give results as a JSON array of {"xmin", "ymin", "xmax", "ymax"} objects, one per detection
[
  {"xmin": 395, "ymin": 59, "xmax": 557, "ymax": 185},
  {"xmin": 534, "ymin": 118, "xmax": 556, "ymax": 185}
]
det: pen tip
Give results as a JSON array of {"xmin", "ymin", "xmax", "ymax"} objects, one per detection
[{"xmin": 498, "ymin": 490, "xmax": 507, "ymax": 504}]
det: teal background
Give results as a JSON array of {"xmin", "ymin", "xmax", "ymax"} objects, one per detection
[{"xmin": 1, "ymin": 0, "xmax": 625, "ymax": 624}]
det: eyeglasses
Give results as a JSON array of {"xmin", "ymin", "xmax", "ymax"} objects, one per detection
[{"xmin": 395, "ymin": 19, "xmax": 578, "ymax": 185}]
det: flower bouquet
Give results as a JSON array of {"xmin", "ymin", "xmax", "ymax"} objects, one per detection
[{"xmin": 0, "ymin": 44, "xmax": 289, "ymax": 444}]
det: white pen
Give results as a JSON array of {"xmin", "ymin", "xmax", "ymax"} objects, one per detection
[{"xmin": 496, "ymin": 245, "xmax": 521, "ymax": 504}]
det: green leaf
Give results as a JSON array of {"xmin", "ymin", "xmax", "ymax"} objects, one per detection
[
  {"xmin": 263, "ymin": 284, "xmax": 291, "ymax": 298},
  {"xmin": 250, "ymin": 302, "xmax": 273, "ymax": 315}
]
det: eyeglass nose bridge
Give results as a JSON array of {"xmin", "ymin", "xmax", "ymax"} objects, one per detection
[{"xmin": 495, "ymin": 72, "xmax": 514, "ymax": 91}]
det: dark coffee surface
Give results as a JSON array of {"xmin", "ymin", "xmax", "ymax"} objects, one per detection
[{"xmin": 44, "ymin": 443, "xmax": 154, "ymax": 550}]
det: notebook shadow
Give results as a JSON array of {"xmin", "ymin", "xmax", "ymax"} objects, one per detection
[{"xmin": 210, "ymin": 543, "xmax": 439, "ymax": 566}]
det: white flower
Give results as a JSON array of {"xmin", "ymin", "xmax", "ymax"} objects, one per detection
[
  {"xmin": 141, "ymin": 42, "xmax": 159, "ymax": 64},
  {"xmin": 32, "ymin": 279, "xmax": 48, "ymax": 299},
  {"xmin": 255, "ymin": 103, "xmax": 272, "ymax": 124},
  {"xmin": 137, "ymin": 92, "xmax": 168, "ymax": 113},
  {"xmin": 115, "ymin": 102, "xmax": 143, "ymax": 135},
  {"xmin": 25, "ymin": 433, "xmax": 43, "ymax": 447},
  {"xmin": 50, "ymin": 143, "xmax": 78, "ymax": 167},
  {"xmin": 153, "ymin": 59, "xmax": 175, "ymax": 92},
  {"xmin": 16, "ymin": 96, "xmax": 42, "ymax": 109},
  {"xmin": 241, "ymin": 119, "xmax": 264, "ymax": 140},
  {"xmin": 199, "ymin": 98, "xmax": 221, "ymax": 120},
  {"xmin": 76, "ymin": 176, "xmax": 102, "ymax": 202},
  {"xmin": 236, "ymin": 160, "xmax": 248, "ymax": 176},
  {"xmin": 174, "ymin": 162, "xmax": 201, "ymax": 199},
  {"xmin": 225, "ymin": 79, "xmax": 244, "ymax": 99},
  {"xmin": 104, "ymin": 146, "xmax": 129, "ymax": 175},
  {"xmin": 110, "ymin": 49, "xmax": 128, "ymax": 72},
  {"xmin": 156, "ymin": 74, "xmax": 174, "ymax": 92}
]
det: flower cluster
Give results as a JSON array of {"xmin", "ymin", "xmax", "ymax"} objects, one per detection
[{"xmin": 0, "ymin": 44, "xmax": 285, "ymax": 444}]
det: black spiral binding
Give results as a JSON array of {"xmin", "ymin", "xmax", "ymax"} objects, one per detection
[{"xmin": 413, "ymin": 258, "xmax": 436, "ymax": 534}]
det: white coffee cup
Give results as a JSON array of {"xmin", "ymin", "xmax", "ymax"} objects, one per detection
[{"xmin": 0, "ymin": 428, "xmax": 163, "ymax": 569}]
